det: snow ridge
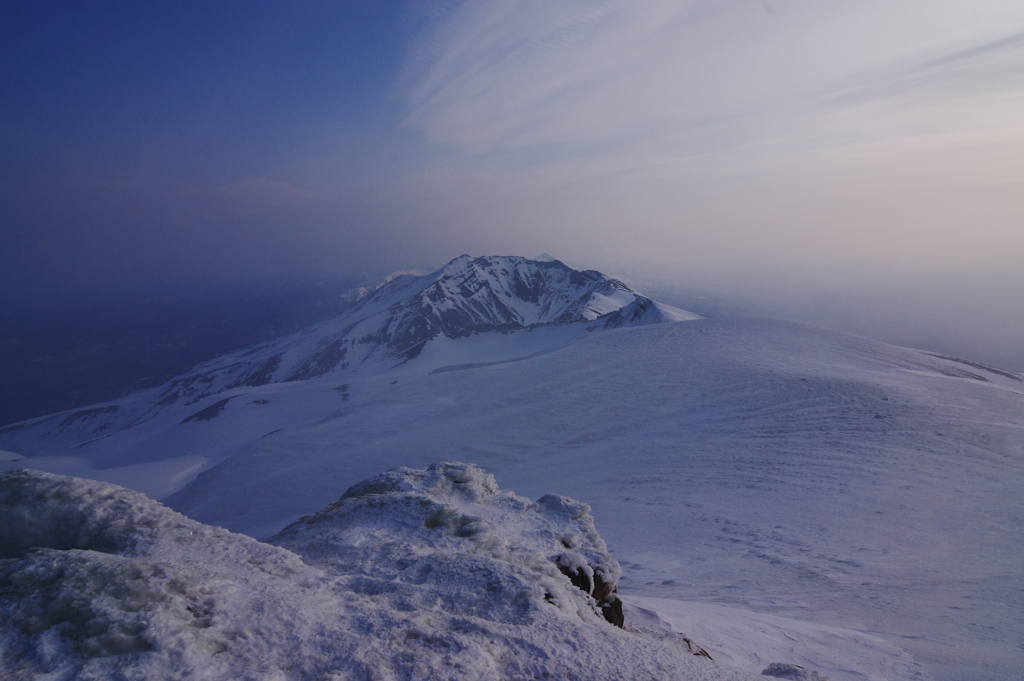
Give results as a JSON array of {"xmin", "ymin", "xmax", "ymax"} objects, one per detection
[{"xmin": 0, "ymin": 466, "xmax": 754, "ymax": 681}]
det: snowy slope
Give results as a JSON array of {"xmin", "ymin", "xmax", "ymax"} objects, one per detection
[
  {"xmin": 0, "ymin": 255, "xmax": 696, "ymax": 493},
  {"xmin": 2, "ymin": 258, "xmax": 1022, "ymax": 680},
  {"xmin": 622, "ymin": 597, "xmax": 925, "ymax": 680},
  {"xmin": 161, "ymin": 319, "xmax": 1024, "ymax": 681},
  {"xmin": 1, "ymin": 465, "xmax": 777, "ymax": 681}
]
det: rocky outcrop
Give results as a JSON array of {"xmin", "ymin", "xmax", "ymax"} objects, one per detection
[
  {"xmin": 555, "ymin": 552, "xmax": 624, "ymax": 627},
  {"xmin": 0, "ymin": 466, "xmax": 742, "ymax": 681},
  {"xmin": 762, "ymin": 662, "xmax": 831, "ymax": 680},
  {"xmin": 273, "ymin": 463, "xmax": 629, "ymax": 629}
]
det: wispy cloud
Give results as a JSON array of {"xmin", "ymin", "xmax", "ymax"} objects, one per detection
[
  {"xmin": 383, "ymin": 0, "xmax": 1024, "ymax": 278},
  {"xmin": 398, "ymin": 1, "xmax": 1024, "ymax": 172}
]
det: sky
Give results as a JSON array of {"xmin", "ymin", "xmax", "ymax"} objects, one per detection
[{"xmin": 2, "ymin": 1, "xmax": 1023, "ymax": 365}]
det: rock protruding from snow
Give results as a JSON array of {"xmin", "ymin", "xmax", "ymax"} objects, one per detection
[
  {"xmin": 762, "ymin": 662, "xmax": 831, "ymax": 680},
  {"xmin": 0, "ymin": 467, "xmax": 752, "ymax": 681},
  {"xmin": 273, "ymin": 462, "xmax": 626, "ymax": 627}
]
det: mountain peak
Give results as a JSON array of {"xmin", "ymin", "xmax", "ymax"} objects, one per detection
[
  {"xmin": 167, "ymin": 254, "xmax": 697, "ymax": 393},
  {"xmin": 231, "ymin": 255, "xmax": 698, "ymax": 383},
  {"xmin": 0, "ymin": 256, "xmax": 699, "ymax": 453},
  {"xmin": 414, "ymin": 254, "xmax": 669, "ymax": 332}
]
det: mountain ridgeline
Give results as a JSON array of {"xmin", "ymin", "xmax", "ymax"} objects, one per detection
[
  {"xmin": 159, "ymin": 255, "xmax": 694, "ymax": 399},
  {"xmin": 0, "ymin": 255, "xmax": 697, "ymax": 458}
]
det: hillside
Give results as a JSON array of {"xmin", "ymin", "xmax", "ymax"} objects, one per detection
[
  {"xmin": 1, "ymin": 257, "xmax": 1022, "ymax": 679},
  {"xmin": 165, "ymin": 319, "xmax": 1024, "ymax": 681},
  {"xmin": 0, "ymin": 255, "xmax": 696, "ymax": 497}
]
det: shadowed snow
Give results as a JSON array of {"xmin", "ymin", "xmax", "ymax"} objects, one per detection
[{"xmin": 1, "ymin": 466, "xmax": 767, "ymax": 681}]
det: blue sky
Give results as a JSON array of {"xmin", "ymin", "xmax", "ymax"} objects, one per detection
[
  {"xmin": 1, "ymin": 1, "xmax": 414, "ymax": 306},
  {"xmin": 2, "ymin": 1, "xmax": 1023, "ymax": 365},
  {"xmin": 1, "ymin": 2, "xmax": 405, "ymax": 182}
]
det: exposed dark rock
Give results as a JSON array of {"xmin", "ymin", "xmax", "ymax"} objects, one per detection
[
  {"xmin": 286, "ymin": 337, "xmax": 350, "ymax": 381},
  {"xmin": 762, "ymin": 662, "xmax": 830, "ymax": 680},
  {"xmin": 155, "ymin": 390, "xmax": 180, "ymax": 407},
  {"xmin": 231, "ymin": 354, "xmax": 282, "ymax": 388},
  {"xmin": 556, "ymin": 560, "xmax": 624, "ymax": 628},
  {"xmin": 924, "ymin": 352, "xmax": 1022, "ymax": 382},
  {"xmin": 180, "ymin": 398, "xmax": 234, "ymax": 424},
  {"xmin": 59, "ymin": 406, "xmax": 120, "ymax": 429},
  {"xmin": 681, "ymin": 637, "xmax": 712, "ymax": 660},
  {"xmin": 559, "ymin": 563, "xmax": 591, "ymax": 593},
  {"xmin": 601, "ymin": 596, "xmax": 625, "ymax": 628}
]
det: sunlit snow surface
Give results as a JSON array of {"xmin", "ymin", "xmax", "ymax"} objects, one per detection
[{"xmin": 2, "ymin": 316, "xmax": 1023, "ymax": 679}]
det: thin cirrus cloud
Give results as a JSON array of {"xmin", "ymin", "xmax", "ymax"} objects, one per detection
[
  {"xmin": 385, "ymin": 0, "xmax": 1024, "ymax": 276},
  {"xmin": 398, "ymin": 0, "xmax": 1024, "ymax": 164}
]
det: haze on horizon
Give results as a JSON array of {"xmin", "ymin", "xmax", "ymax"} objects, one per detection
[{"xmin": 2, "ymin": 1, "xmax": 1023, "ymax": 368}]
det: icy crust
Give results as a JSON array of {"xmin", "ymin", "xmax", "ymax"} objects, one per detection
[
  {"xmin": 0, "ymin": 468, "xmax": 252, "ymax": 561},
  {"xmin": 272, "ymin": 463, "xmax": 625, "ymax": 627},
  {"xmin": 0, "ymin": 467, "xmax": 756, "ymax": 681},
  {"xmin": 0, "ymin": 470, "xmax": 319, "ymax": 680}
]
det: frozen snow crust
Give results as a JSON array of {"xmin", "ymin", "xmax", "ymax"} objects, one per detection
[
  {"xmin": 272, "ymin": 462, "xmax": 626, "ymax": 628},
  {"xmin": 0, "ymin": 469, "xmax": 316, "ymax": 680},
  {"xmin": 0, "ymin": 466, "xmax": 760, "ymax": 681}
]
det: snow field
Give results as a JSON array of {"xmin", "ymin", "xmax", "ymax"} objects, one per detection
[{"xmin": 164, "ymin": 320, "xmax": 1024, "ymax": 680}]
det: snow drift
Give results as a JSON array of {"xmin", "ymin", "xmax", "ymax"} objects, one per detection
[{"xmin": 0, "ymin": 465, "xmax": 759, "ymax": 681}]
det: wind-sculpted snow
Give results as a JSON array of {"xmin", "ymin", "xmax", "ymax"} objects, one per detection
[
  {"xmin": 0, "ymin": 466, "xmax": 758, "ymax": 681},
  {"xmin": 272, "ymin": 462, "xmax": 626, "ymax": 628}
]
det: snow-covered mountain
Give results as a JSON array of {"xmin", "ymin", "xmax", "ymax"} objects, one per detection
[
  {"xmin": 2, "ymin": 256, "xmax": 1023, "ymax": 680},
  {"xmin": 169, "ymin": 252, "xmax": 689, "ymax": 389},
  {"xmin": 164, "ymin": 252, "xmax": 692, "ymax": 386},
  {"xmin": 0, "ymin": 255, "xmax": 697, "ymax": 478}
]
